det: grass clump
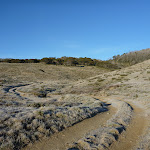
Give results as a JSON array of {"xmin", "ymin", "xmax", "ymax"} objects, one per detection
[{"xmin": 33, "ymin": 90, "xmax": 47, "ymax": 98}]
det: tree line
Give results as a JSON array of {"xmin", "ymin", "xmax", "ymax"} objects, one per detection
[
  {"xmin": 2, "ymin": 48, "xmax": 150, "ymax": 69},
  {"xmin": 0, "ymin": 57, "xmax": 119, "ymax": 69}
]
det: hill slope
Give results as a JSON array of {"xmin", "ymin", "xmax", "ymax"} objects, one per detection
[
  {"xmin": 111, "ymin": 48, "xmax": 150, "ymax": 67},
  {"xmin": 65, "ymin": 59, "xmax": 150, "ymax": 149},
  {"xmin": 0, "ymin": 59, "xmax": 150, "ymax": 149}
]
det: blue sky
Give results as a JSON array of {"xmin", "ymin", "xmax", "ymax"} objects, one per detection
[{"xmin": 0, "ymin": 0, "xmax": 150, "ymax": 60}]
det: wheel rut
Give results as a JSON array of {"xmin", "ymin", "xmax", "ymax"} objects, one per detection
[
  {"xmin": 24, "ymin": 104, "xmax": 116, "ymax": 150},
  {"xmin": 109, "ymin": 102, "xmax": 148, "ymax": 150},
  {"xmin": 23, "ymin": 98, "xmax": 148, "ymax": 150}
]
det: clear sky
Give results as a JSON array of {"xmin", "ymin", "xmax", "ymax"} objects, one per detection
[{"xmin": 0, "ymin": 0, "xmax": 150, "ymax": 60}]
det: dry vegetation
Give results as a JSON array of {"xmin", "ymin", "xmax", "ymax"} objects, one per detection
[
  {"xmin": 1, "ymin": 51, "xmax": 150, "ymax": 150},
  {"xmin": 111, "ymin": 48, "xmax": 150, "ymax": 67},
  {"xmin": 0, "ymin": 63, "xmax": 110, "ymax": 149},
  {"xmin": 65, "ymin": 59, "xmax": 150, "ymax": 150}
]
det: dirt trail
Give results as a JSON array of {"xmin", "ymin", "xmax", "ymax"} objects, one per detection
[
  {"xmin": 24, "ymin": 105, "xmax": 116, "ymax": 150},
  {"xmin": 110, "ymin": 102, "xmax": 148, "ymax": 150},
  {"xmin": 24, "ymin": 99, "xmax": 148, "ymax": 150}
]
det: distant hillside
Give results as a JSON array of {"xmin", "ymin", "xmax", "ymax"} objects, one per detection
[
  {"xmin": 111, "ymin": 48, "xmax": 150, "ymax": 67},
  {"xmin": 0, "ymin": 57, "xmax": 119, "ymax": 70},
  {"xmin": 1, "ymin": 48, "xmax": 150, "ymax": 69}
]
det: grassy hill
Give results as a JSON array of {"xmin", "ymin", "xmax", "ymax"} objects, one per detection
[
  {"xmin": 1, "ymin": 48, "xmax": 150, "ymax": 149},
  {"xmin": 2, "ymin": 48, "xmax": 150, "ymax": 70},
  {"xmin": 111, "ymin": 48, "xmax": 150, "ymax": 67},
  {"xmin": 0, "ymin": 63, "xmax": 111, "ymax": 84}
]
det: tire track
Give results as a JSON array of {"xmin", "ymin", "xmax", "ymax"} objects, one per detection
[
  {"xmin": 23, "ymin": 104, "xmax": 116, "ymax": 150},
  {"xmin": 109, "ymin": 101, "xmax": 148, "ymax": 150}
]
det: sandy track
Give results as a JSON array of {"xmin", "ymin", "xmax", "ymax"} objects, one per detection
[
  {"xmin": 24, "ymin": 98, "xmax": 147, "ymax": 150},
  {"xmin": 0, "ymin": 87, "xmax": 145, "ymax": 150},
  {"xmin": 23, "ymin": 98, "xmax": 148, "ymax": 150},
  {"xmin": 23, "ymin": 104, "xmax": 116, "ymax": 150},
  {"xmin": 64, "ymin": 97, "xmax": 148, "ymax": 150},
  {"xmin": 109, "ymin": 101, "xmax": 148, "ymax": 150}
]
